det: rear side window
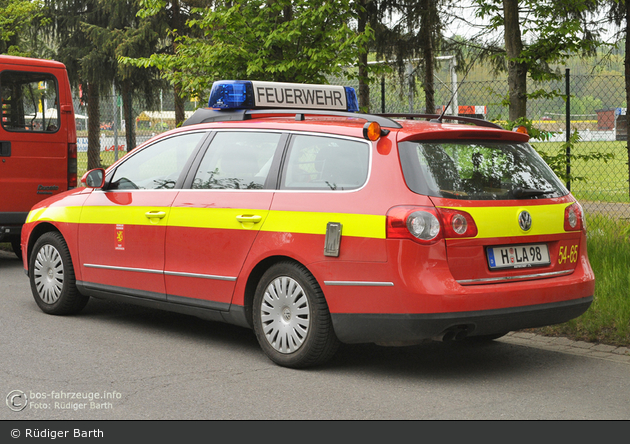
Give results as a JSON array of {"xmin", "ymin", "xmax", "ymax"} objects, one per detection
[
  {"xmin": 282, "ymin": 134, "xmax": 369, "ymax": 190},
  {"xmin": 192, "ymin": 131, "xmax": 281, "ymax": 190},
  {"xmin": 1, "ymin": 71, "xmax": 60, "ymax": 133},
  {"xmin": 399, "ymin": 140, "xmax": 568, "ymax": 200}
]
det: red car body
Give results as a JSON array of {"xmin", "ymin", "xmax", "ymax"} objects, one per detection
[{"xmin": 21, "ymin": 81, "xmax": 594, "ymax": 367}]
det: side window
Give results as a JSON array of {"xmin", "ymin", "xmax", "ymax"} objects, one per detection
[
  {"xmin": 192, "ymin": 131, "xmax": 281, "ymax": 190},
  {"xmin": 1, "ymin": 71, "xmax": 60, "ymax": 133},
  {"xmin": 108, "ymin": 132, "xmax": 204, "ymax": 190},
  {"xmin": 282, "ymin": 135, "xmax": 369, "ymax": 190}
]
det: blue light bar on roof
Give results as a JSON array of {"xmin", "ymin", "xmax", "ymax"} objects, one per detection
[{"xmin": 208, "ymin": 80, "xmax": 358, "ymax": 112}]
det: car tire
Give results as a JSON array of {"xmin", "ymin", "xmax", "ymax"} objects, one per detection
[
  {"xmin": 29, "ymin": 231, "xmax": 89, "ymax": 315},
  {"xmin": 253, "ymin": 261, "xmax": 340, "ymax": 368},
  {"xmin": 10, "ymin": 237, "xmax": 22, "ymax": 261}
]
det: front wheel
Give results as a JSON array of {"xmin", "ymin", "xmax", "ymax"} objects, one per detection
[
  {"xmin": 29, "ymin": 231, "xmax": 89, "ymax": 315},
  {"xmin": 253, "ymin": 262, "xmax": 339, "ymax": 368}
]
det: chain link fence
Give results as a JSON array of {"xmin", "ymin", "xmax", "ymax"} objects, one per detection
[
  {"xmin": 330, "ymin": 69, "xmax": 630, "ymax": 231},
  {"xmin": 73, "ymin": 89, "xmax": 200, "ymax": 172},
  {"xmin": 83, "ymin": 72, "xmax": 630, "ymax": 231}
]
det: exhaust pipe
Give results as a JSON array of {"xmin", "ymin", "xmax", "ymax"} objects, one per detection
[{"xmin": 433, "ymin": 325, "xmax": 469, "ymax": 342}]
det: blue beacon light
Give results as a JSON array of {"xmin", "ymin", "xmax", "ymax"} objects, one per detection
[
  {"xmin": 208, "ymin": 80, "xmax": 358, "ymax": 112},
  {"xmin": 208, "ymin": 80, "xmax": 254, "ymax": 109}
]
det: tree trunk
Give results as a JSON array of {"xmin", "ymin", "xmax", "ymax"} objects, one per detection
[
  {"xmin": 357, "ymin": 0, "xmax": 370, "ymax": 113},
  {"xmin": 503, "ymin": 0, "xmax": 527, "ymax": 120},
  {"xmin": 87, "ymin": 83, "xmax": 101, "ymax": 170},
  {"xmin": 626, "ymin": 0, "xmax": 630, "ymax": 200},
  {"xmin": 172, "ymin": 0, "xmax": 185, "ymax": 127},
  {"xmin": 420, "ymin": 0, "xmax": 435, "ymax": 114},
  {"xmin": 174, "ymin": 85, "xmax": 185, "ymax": 127},
  {"xmin": 122, "ymin": 80, "xmax": 136, "ymax": 152}
]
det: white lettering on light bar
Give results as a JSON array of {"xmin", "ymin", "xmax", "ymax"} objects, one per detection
[{"xmin": 252, "ymin": 81, "xmax": 347, "ymax": 111}]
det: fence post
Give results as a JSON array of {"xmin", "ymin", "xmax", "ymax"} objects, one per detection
[
  {"xmin": 565, "ymin": 68, "xmax": 571, "ymax": 191},
  {"xmin": 381, "ymin": 76, "xmax": 385, "ymax": 113},
  {"xmin": 113, "ymin": 84, "xmax": 119, "ymax": 163}
]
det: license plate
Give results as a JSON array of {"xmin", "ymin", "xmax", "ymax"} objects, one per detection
[{"xmin": 487, "ymin": 243, "xmax": 550, "ymax": 269}]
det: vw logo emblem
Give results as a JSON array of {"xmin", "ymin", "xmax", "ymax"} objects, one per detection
[{"xmin": 518, "ymin": 210, "xmax": 532, "ymax": 231}]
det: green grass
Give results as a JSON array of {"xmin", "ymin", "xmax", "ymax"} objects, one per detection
[
  {"xmin": 532, "ymin": 215, "xmax": 630, "ymax": 346},
  {"xmin": 78, "ymin": 151, "xmax": 123, "ymax": 178},
  {"xmin": 533, "ymin": 140, "xmax": 630, "ymax": 203}
]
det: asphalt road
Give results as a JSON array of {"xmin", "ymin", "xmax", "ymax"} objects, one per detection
[{"xmin": 1, "ymin": 249, "xmax": 629, "ymax": 421}]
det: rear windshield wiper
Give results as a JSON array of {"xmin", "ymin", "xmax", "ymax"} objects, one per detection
[{"xmin": 512, "ymin": 187, "xmax": 553, "ymax": 199}]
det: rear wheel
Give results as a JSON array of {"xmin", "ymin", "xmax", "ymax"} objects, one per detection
[
  {"xmin": 29, "ymin": 232, "xmax": 89, "ymax": 315},
  {"xmin": 253, "ymin": 262, "xmax": 339, "ymax": 368}
]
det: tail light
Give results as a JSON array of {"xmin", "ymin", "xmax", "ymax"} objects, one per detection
[
  {"xmin": 387, "ymin": 206, "xmax": 478, "ymax": 244},
  {"xmin": 564, "ymin": 202, "xmax": 585, "ymax": 232},
  {"xmin": 436, "ymin": 207, "xmax": 478, "ymax": 238},
  {"xmin": 387, "ymin": 206, "xmax": 442, "ymax": 244},
  {"xmin": 68, "ymin": 142, "xmax": 77, "ymax": 188}
]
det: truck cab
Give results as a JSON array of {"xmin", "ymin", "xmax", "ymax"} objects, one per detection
[{"xmin": 0, "ymin": 55, "xmax": 77, "ymax": 258}]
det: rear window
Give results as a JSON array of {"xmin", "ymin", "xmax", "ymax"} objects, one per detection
[{"xmin": 399, "ymin": 140, "xmax": 568, "ymax": 200}]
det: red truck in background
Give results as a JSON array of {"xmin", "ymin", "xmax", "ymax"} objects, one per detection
[{"xmin": 0, "ymin": 55, "xmax": 77, "ymax": 259}]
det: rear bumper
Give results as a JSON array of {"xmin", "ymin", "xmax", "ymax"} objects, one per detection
[{"xmin": 331, "ymin": 296, "xmax": 593, "ymax": 344}]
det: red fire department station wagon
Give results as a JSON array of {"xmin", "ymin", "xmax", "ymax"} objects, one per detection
[{"xmin": 21, "ymin": 80, "xmax": 594, "ymax": 368}]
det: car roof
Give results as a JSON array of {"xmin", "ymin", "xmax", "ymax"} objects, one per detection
[{"xmin": 163, "ymin": 109, "xmax": 530, "ymax": 144}]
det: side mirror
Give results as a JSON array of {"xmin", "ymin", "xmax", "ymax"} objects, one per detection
[{"xmin": 81, "ymin": 168, "xmax": 106, "ymax": 188}]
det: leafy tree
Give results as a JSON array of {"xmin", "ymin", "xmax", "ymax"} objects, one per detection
[
  {"xmin": 82, "ymin": 0, "xmax": 166, "ymax": 152},
  {"xmin": 123, "ymin": 0, "xmax": 372, "ymax": 109},
  {"xmin": 365, "ymin": 0, "xmax": 449, "ymax": 114},
  {"xmin": 135, "ymin": 0, "xmax": 210, "ymax": 126},
  {"xmin": 45, "ymin": 0, "xmax": 119, "ymax": 170},
  {"xmin": 472, "ymin": 0, "xmax": 603, "ymax": 120},
  {"xmin": 0, "ymin": 0, "xmax": 45, "ymax": 56}
]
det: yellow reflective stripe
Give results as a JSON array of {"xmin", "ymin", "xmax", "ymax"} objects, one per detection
[
  {"xmin": 169, "ymin": 207, "xmax": 270, "ymax": 230},
  {"xmin": 440, "ymin": 203, "xmax": 570, "ymax": 238},
  {"xmin": 28, "ymin": 205, "xmax": 386, "ymax": 239},
  {"xmin": 80, "ymin": 206, "xmax": 172, "ymax": 225},
  {"xmin": 26, "ymin": 206, "xmax": 83, "ymax": 224},
  {"xmin": 261, "ymin": 211, "xmax": 386, "ymax": 239}
]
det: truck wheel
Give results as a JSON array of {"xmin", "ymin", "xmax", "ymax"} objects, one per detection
[
  {"xmin": 29, "ymin": 232, "xmax": 89, "ymax": 315},
  {"xmin": 10, "ymin": 238, "xmax": 22, "ymax": 261},
  {"xmin": 253, "ymin": 262, "xmax": 339, "ymax": 368}
]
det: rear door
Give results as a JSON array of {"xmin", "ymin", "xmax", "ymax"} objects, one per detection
[
  {"xmin": 164, "ymin": 130, "xmax": 284, "ymax": 310},
  {"xmin": 0, "ymin": 67, "xmax": 68, "ymax": 224}
]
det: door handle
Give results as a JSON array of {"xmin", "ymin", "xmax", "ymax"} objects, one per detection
[
  {"xmin": 236, "ymin": 214, "xmax": 262, "ymax": 224},
  {"xmin": 145, "ymin": 211, "xmax": 167, "ymax": 219},
  {"xmin": 0, "ymin": 141, "xmax": 10, "ymax": 157}
]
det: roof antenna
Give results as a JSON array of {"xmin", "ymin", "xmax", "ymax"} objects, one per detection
[{"xmin": 431, "ymin": 52, "xmax": 480, "ymax": 124}]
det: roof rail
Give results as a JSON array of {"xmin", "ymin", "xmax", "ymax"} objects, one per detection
[
  {"xmin": 377, "ymin": 113, "xmax": 503, "ymax": 130},
  {"xmin": 183, "ymin": 108, "xmax": 403, "ymax": 129}
]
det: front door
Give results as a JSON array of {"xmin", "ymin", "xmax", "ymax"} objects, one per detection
[{"xmin": 77, "ymin": 132, "xmax": 206, "ymax": 299}]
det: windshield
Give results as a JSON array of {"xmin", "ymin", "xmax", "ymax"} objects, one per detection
[{"xmin": 399, "ymin": 140, "xmax": 568, "ymax": 200}]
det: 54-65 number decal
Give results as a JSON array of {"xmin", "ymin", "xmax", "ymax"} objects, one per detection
[{"xmin": 558, "ymin": 244, "xmax": 579, "ymax": 264}]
